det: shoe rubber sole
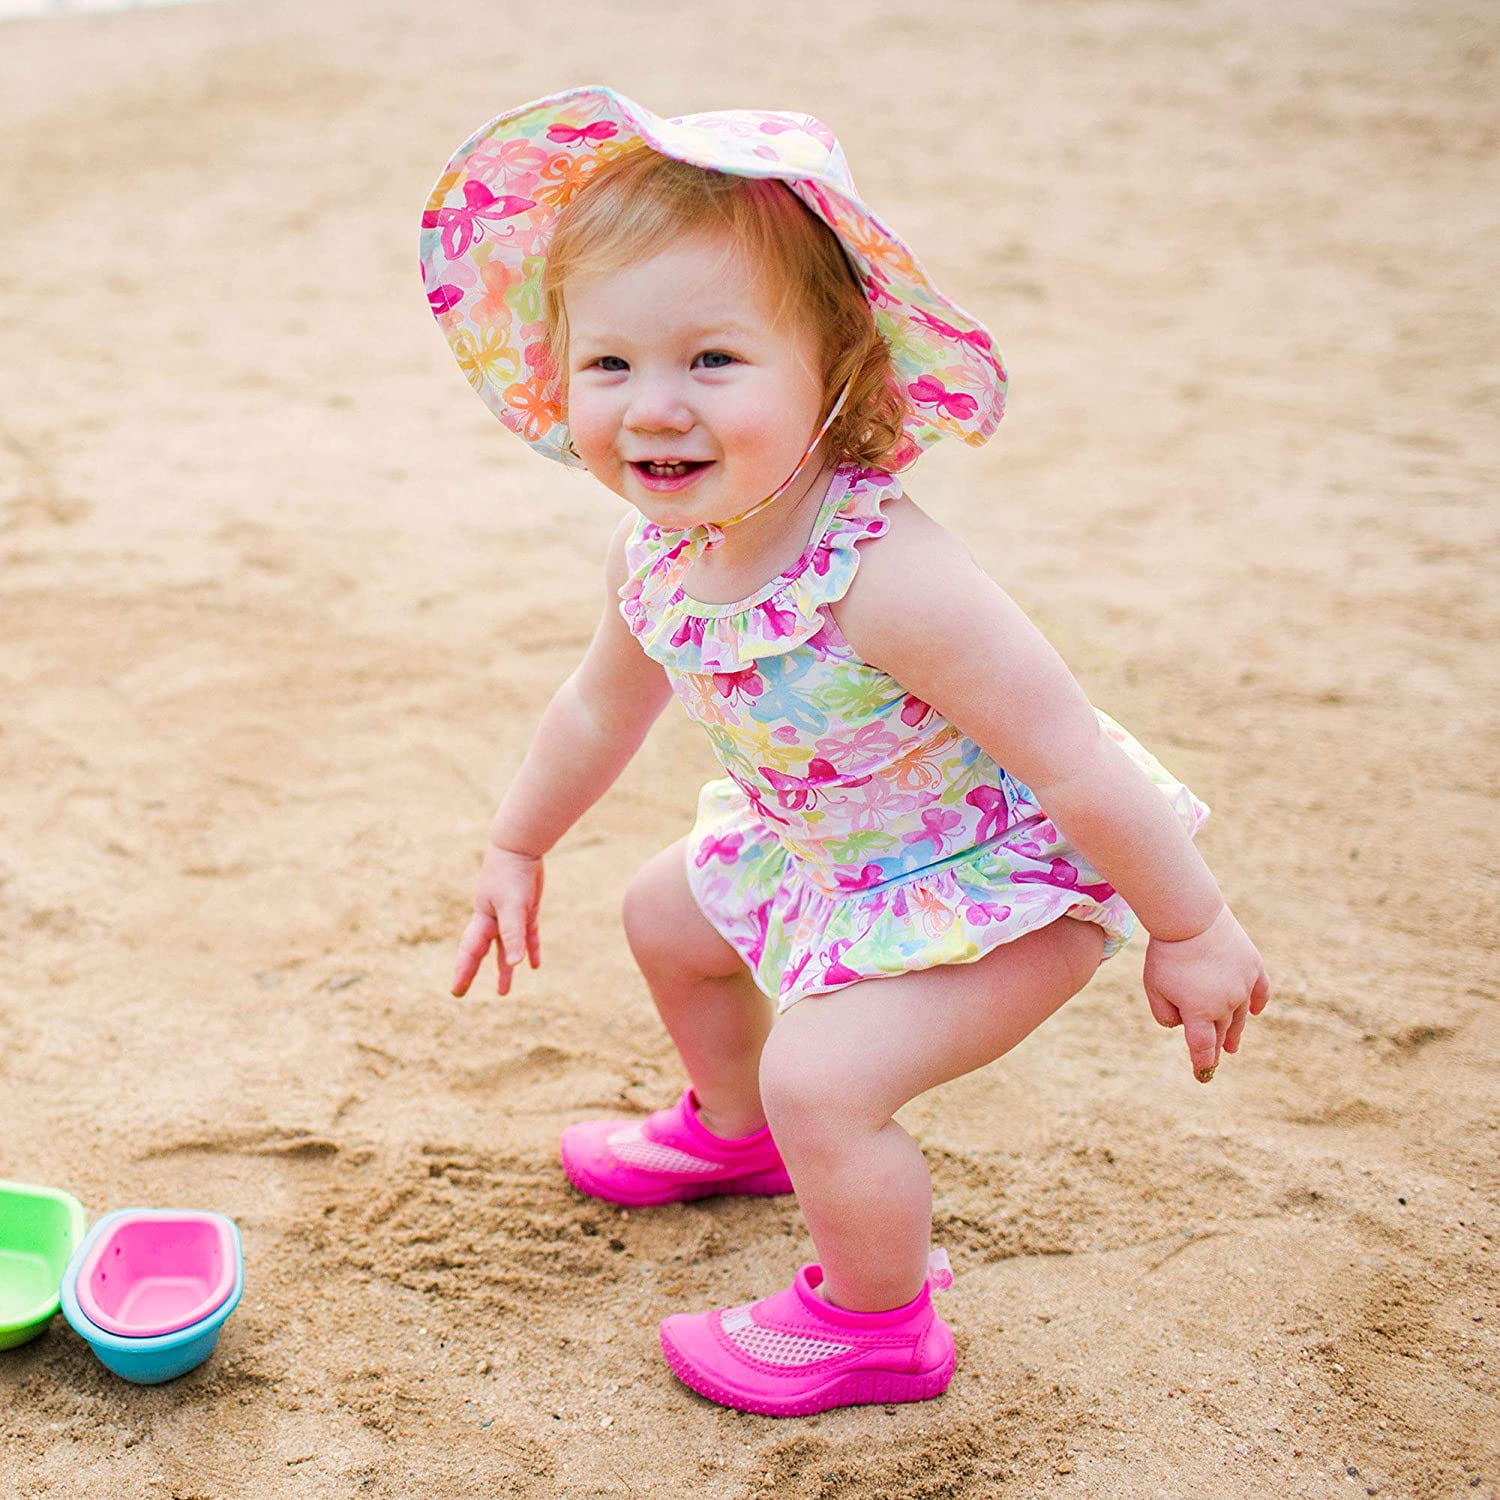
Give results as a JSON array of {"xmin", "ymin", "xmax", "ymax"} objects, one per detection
[{"xmin": 658, "ymin": 1323, "xmax": 955, "ymax": 1416}]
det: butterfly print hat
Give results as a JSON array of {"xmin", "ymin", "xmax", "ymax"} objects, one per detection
[{"xmin": 420, "ymin": 85, "xmax": 1006, "ymax": 469}]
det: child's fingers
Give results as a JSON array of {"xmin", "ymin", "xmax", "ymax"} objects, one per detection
[
  {"xmin": 494, "ymin": 924, "xmax": 519, "ymax": 995},
  {"xmin": 1183, "ymin": 1017, "xmax": 1220, "ymax": 1082},
  {"xmin": 1223, "ymin": 1001, "xmax": 1249, "ymax": 1054},
  {"xmin": 1146, "ymin": 989, "xmax": 1181, "ymax": 1029},
  {"xmin": 452, "ymin": 911, "xmax": 498, "ymax": 997},
  {"xmin": 1250, "ymin": 964, "xmax": 1272, "ymax": 1014},
  {"xmin": 499, "ymin": 905, "xmax": 541, "ymax": 993}
]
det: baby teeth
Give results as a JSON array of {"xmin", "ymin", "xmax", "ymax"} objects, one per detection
[{"xmin": 646, "ymin": 461, "xmax": 689, "ymax": 475}]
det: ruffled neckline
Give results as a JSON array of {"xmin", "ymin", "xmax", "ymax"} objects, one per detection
[{"xmin": 618, "ymin": 462, "xmax": 903, "ymax": 674}]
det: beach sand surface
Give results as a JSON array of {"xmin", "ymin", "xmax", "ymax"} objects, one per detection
[{"xmin": 1, "ymin": 1, "xmax": 1496, "ymax": 1495}]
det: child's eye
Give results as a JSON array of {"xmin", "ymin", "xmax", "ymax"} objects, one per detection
[{"xmin": 584, "ymin": 352, "xmax": 734, "ymax": 372}]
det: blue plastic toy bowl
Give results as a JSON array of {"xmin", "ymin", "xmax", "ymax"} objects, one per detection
[{"xmin": 61, "ymin": 1210, "xmax": 243, "ymax": 1384}]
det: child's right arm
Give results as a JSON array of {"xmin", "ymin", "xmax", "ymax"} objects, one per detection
[{"xmin": 451, "ymin": 510, "xmax": 673, "ymax": 998}]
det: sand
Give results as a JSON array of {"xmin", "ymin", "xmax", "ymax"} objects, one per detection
[{"xmin": 1, "ymin": 0, "xmax": 1496, "ymax": 1495}]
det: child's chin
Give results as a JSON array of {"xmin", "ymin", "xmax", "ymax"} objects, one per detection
[{"xmin": 638, "ymin": 502, "xmax": 715, "ymax": 531}]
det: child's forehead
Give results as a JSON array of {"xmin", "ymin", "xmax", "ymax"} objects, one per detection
[
  {"xmin": 566, "ymin": 235, "xmax": 791, "ymax": 336},
  {"xmin": 572, "ymin": 231, "xmax": 754, "ymax": 293}
]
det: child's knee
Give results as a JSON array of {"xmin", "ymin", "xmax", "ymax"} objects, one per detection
[
  {"xmin": 758, "ymin": 1024, "xmax": 867, "ymax": 1155},
  {"xmin": 621, "ymin": 858, "xmax": 671, "ymax": 960},
  {"xmin": 622, "ymin": 842, "xmax": 744, "ymax": 980}
]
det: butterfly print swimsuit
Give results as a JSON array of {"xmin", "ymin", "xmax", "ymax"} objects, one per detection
[{"xmin": 619, "ymin": 462, "xmax": 1210, "ymax": 1011}]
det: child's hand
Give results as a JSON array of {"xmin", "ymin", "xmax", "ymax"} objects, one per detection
[
  {"xmin": 1143, "ymin": 905, "xmax": 1270, "ymax": 1083},
  {"xmin": 451, "ymin": 845, "xmax": 544, "ymax": 998}
]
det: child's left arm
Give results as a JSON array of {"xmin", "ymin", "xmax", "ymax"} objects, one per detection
[{"xmin": 831, "ymin": 500, "xmax": 1270, "ymax": 1082}]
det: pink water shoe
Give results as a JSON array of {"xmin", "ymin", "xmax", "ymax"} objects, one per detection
[
  {"xmin": 559, "ymin": 1088, "xmax": 793, "ymax": 1207},
  {"xmin": 659, "ymin": 1252, "xmax": 956, "ymax": 1416}
]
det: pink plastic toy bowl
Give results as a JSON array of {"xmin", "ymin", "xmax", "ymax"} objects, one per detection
[{"xmin": 74, "ymin": 1210, "xmax": 237, "ymax": 1338}]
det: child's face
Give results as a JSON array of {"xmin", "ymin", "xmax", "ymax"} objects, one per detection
[{"xmin": 562, "ymin": 232, "xmax": 827, "ymax": 528}]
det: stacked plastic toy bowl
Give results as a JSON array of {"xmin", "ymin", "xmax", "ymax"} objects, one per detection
[
  {"xmin": 0, "ymin": 1180, "xmax": 86, "ymax": 1350},
  {"xmin": 60, "ymin": 1208, "xmax": 244, "ymax": 1383}
]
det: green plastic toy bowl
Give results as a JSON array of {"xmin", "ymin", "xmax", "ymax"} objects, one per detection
[{"xmin": 0, "ymin": 1180, "xmax": 86, "ymax": 1350}]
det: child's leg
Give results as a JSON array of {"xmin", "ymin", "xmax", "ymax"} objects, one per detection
[
  {"xmin": 622, "ymin": 837, "xmax": 773, "ymax": 1139},
  {"xmin": 758, "ymin": 918, "xmax": 1106, "ymax": 1312}
]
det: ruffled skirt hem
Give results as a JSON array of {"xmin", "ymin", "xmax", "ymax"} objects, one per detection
[{"xmin": 683, "ymin": 774, "xmax": 1210, "ymax": 1013}]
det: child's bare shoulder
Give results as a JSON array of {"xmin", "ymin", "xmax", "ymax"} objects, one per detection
[{"xmin": 831, "ymin": 488, "xmax": 997, "ymax": 654}]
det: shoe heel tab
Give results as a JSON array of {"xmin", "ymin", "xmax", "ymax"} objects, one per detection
[{"xmin": 927, "ymin": 1248, "xmax": 953, "ymax": 1292}]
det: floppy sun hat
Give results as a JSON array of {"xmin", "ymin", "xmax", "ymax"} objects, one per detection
[{"xmin": 419, "ymin": 85, "xmax": 1006, "ymax": 471}]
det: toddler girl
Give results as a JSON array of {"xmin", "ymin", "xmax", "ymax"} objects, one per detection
[{"xmin": 422, "ymin": 86, "xmax": 1270, "ymax": 1418}]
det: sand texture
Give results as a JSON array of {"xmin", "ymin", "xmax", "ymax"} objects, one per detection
[{"xmin": 1, "ymin": 0, "xmax": 1496, "ymax": 1495}]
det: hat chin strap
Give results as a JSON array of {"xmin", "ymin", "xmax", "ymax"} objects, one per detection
[{"xmin": 655, "ymin": 376, "xmax": 855, "ymax": 552}]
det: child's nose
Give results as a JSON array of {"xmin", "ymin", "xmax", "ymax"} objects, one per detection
[{"xmin": 624, "ymin": 377, "xmax": 693, "ymax": 433}]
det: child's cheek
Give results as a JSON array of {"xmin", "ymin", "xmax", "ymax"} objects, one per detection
[
  {"xmin": 711, "ymin": 399, "xmax": 778, "ymax": 454},
  {"xmin": 566, "ymin": 402, "xmax": 615, "ymax": 472}
]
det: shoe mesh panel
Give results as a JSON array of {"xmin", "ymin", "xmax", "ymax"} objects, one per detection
[
  {"xmin": 721, "ymin": 1306, "xmax": 853, "ymax": 1367},
  {"xmin": 607, "ymin": 1124, "xmax": 724, "ymax": 1175}
]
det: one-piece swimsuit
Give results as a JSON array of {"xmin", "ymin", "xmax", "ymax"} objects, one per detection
[{"xmin": 619, "ymin": 460, "xmax": 1210, "ymax": 1012}]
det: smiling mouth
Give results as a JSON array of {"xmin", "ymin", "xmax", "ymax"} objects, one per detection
[{"xmin": 631, "ymin": 460, "xmax": 712, "ymax": 477}]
